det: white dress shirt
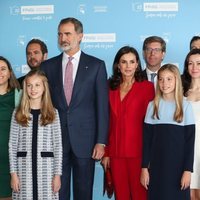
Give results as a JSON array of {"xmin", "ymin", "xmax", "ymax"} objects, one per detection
[
  {"xmin": 146, "ymin": 67, "xmax": 158, "ymax": 89},
  {"xmin": 62, "ymin": 50, "xmax": 81, "ymax": 84}
]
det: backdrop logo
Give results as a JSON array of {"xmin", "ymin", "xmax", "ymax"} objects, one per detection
[
  {"xmin": 78, "ymin": 4, "xmax": 86, "ymax": 15},
  {"xmin": 13, "ymin": 65, "xmax": 21, "ymax": 73},
  {"xmin": 93, "ymin": 6, "xmax": 108, "ymax": 13},
  {"xmin": 21, "ymin": 5, "xmax": 54, "ymax": 15},
  {"xmin": 82, "ymin": 33, "xmax": 116, "ymax": 50},
  {"xmin": 17, "ymin": 35, "xmax": 26, "ymax": 46},
  {"xmin": 83, "ymin": 33, "xmax": 116, "ymax": 43},
  {"xmin": 132, "ymin": 3, "xmax": 143, "ymax": 12},
  {"xmin": 10, "ymin": 6, "xmax": 21, "ymax": 15},
  {"xmin": 162, "ymin": 32, "xmax": 171, "ymax": 43},
  {"xmin": 21, "ymin": 64, "xmax": 30, "ymax": 74},
  {"xmin": 143, "ymin": 2, "xmax": 178, "ymax": 12}
]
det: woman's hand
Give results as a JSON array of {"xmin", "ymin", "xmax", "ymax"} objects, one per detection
[
  {"xmin": 181, "ymin": 171, "xmax": 191, "ymax": 190},
  {"xmin": 52, "ymin": 175, "xmax": 61, "ymax": 193},
  {"xmin": 92, "ymin": 144, "xmax": 105, "ymax": 160},
  {"xmin": 11, "ymin": 173, "xmax": 20, "ymax": 193},
  {"xmin": 140, "ymin": 168, "xmax": 149, "ymax": 190},
  {"xmin": 101, "ymin": 157, "xmax": 110, "ymax": 172}
]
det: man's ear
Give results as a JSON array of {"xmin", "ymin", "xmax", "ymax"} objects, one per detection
[
  {"xmin": 162, "ymin": 52, "xmax": 166, "ymax": 60},
  {"xmin": 43, "ymin": 53, "xmax": 48, "ymax": 60}
]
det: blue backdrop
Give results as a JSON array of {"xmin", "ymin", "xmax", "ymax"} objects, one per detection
[{"xmin": 1, "ymin": 1, "xmax": 200, "ymax": 199}]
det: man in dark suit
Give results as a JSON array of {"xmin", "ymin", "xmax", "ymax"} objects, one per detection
[
  {"xmin": 18, "ymin": 39, "xmax": 48, "ymax": 87},
  {"xmin": 142, "ymin": 36, "xmax": 166, "ymax": 86},
  {"xmin": 40, "ymin": 17, "xmax": 109, "ymax": 200}
]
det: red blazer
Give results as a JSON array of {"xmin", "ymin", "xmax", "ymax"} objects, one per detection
[{"xmin": 106, "ymin": 80, "xmax": 154, "ymax": 158}]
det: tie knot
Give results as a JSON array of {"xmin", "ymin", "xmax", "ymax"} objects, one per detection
[
  {"xmin": 150, "ymin": 73, "xmax": 157, "ymax": 83},
  {"xmin": 68, "ymin": 57, "xmax": 73, "ymax": 62}
]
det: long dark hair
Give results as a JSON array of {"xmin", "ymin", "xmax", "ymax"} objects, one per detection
[
  {"xmin": 182, "ymin": 49, "xmax": 200, "ymax": 96},
  {"xmin": 109, "ymin": 46, "xmax": 144, "ymax": 90},
  {"xmin": 0, "ymin": 56, "xmax": 20, "ymax": 91}
]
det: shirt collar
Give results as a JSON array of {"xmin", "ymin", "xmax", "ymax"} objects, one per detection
[
  {"xmin": 63, "ymin": 50, "xmax": 81, "ymax": 62},
  {"xmin": 146, "ymin": 67, "xmax": 158, "ymax": 76}
]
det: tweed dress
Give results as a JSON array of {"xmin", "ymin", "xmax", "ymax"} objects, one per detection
[{"xmin": 9, "ymin": 109, "xmax": 62, "ymax": 200}]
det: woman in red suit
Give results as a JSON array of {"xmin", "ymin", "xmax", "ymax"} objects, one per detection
[{"xmin": 102, "ymin": 46, "xmax": 154, "ymax": 200}]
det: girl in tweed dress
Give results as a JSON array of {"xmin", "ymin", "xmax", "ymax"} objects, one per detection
[{"xmin": 9, "ymin": 69, "xmax": 62, "ymax": 200}]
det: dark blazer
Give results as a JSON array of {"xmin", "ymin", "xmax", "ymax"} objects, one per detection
[
  {"xmin": 17, "ymin": 75, "xmax": 25, "ymax": 88},
  {"xmin": 41, "ymin": 52, "xmax": 109, "ymax": 158},
  {"xmin": 141, "ymin": 69, "xmax": 148, "ymax": 81}
]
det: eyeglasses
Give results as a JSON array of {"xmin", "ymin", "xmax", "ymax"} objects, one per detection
[{"xmin": 145, "ymin": 48, "xmax": 162, "ymax": 54}]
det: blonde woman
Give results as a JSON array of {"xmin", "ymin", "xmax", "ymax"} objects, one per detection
[
  {"xmin": 141, "ymin": 64, "xmax": 195, "ymax": 200},
  {"xmin": 9, "ymin": 70, "xmax": 62, "ymax": 200}
]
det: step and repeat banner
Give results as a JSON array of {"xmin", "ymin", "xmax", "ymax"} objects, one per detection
[{"xmin": 0, "ymin": 1, "xmax": 199, "ymax": 199}]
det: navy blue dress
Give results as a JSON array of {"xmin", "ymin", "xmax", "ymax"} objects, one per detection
[{"xmin": 142, "ymin": 98, "xmax": 195, "ymax": 200}]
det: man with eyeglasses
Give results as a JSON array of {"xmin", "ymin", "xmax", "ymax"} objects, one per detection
[{"xmin": 142, "ymin": 36, "xmax": 166, "ymax": 87}]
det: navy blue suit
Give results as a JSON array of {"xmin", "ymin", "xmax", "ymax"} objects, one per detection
[{"xmin": 41, "ymin": 52, "xmax": 109, "ymax": 200}]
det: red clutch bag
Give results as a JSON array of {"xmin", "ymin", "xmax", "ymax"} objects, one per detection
[{"xmin": 103, "ymin": 168, "xmax": 114, "ymax": 199}]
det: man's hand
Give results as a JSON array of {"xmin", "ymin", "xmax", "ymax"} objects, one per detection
[{"xmin": 92, "ymin": 144, "xmax": 105, "ymax": 160}]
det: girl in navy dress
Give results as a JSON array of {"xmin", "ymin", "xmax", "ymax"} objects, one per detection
[{"xmin": 140, "ymin": 64, "xmax": 195, "ymax": 200}]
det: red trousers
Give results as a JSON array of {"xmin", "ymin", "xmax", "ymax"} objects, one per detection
[{"xmin": 110, "ymin": 157, "xmax": 147, "ymax": 200}]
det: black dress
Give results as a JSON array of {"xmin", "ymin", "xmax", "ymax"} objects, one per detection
[{"xmin": 142, "ymin": 99, "xmax": 195, "ymax": 200}]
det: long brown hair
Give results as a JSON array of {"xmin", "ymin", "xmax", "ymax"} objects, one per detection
[
  {"xmin": 152, "ymin": 64, "xmax": 183, "ymax": 123},
  {"xmin": 0, "ymin": 56, "xmax": 20, "ymax": 91},
  {"xmin": 15, "ymin": 69, "xmax": 55, "ymax": 126}
]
